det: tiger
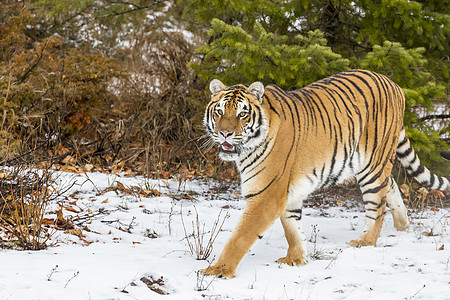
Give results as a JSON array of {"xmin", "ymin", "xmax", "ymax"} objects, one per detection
[{"xmin": 201, "ymin": 69, "xmax": 450, "ymax": 278}]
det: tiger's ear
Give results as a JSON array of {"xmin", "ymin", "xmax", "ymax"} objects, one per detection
[
  {"xmin": 209, "ymin": 79, "xmax": 226, "ymax": 96},
  {"xmin": 248, "ymin": 81, "xmax": 264, "ymax": 102}
]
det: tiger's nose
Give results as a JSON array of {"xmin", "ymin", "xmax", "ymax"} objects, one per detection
[{"xmin": 219, "ymin": 131, "xmax": 233, "ymax": 138}]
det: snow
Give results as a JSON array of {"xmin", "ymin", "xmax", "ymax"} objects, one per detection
[{"xmin": 1, "ymin": 171, "xmax": 449, "ymax": 299}]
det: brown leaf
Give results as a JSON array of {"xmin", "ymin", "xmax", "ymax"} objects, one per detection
[
  {"xmin": 438, "ymin": 244, "xmax": 444, "ymax": 251},
  {"xmin": 428, "ymin": 190, "xmax": 445, "ymax": 200},
  {"xmin": 141, "ymin": 189, "xmax": 160, "ymax": 197},
  {"xmin": 65, "ymin": 228, "xmax": 83, "ymax": 237},
  {"xmin": 41, "ymin": 218, "xmax": 56, "ymax": 226},
  {"xmin": 56, "ymin": 208, "xmax": 64, "ymax": 222},
  {"xmin": 62, "ymin": 155, "xmax": 76, "ymax": 165},
  {"xmin": 182, "ymin": 193, "xmax": 194, "ymax": 200},
  {"xmin": 399, "ymin": 184, "xmax": 410, "ymax": 198},
  {"xmin": 422, "ymin": 229, "xmax": 435, "ymax": 237},
  {"xmin": 84, "ymin": 164, "xmax": 94, "ymax": 172},
  {"xmin": 116, "ymin": 182, "xmax": 126, "ymax": 191},
  {"xmin": 55, "ymin": 208, "xmax": 74, "ymax": 230},
  {"xmin": 116, "ymin": 182, "xmax": 133, "ymax": 194},
  {"xmin": 336, "ymin": 199, "xmax": 344, "ymax": 207},
  {"xmin": 417, "ymin": 187, "xmax": 429, "ymax": 201},
  {"xmin": 65, "ymin": 207, "xmax": 80, "ymax": 213},
  {"xmin": 57, "ymin": 145, "xmax": 69, "ymax": 155},
  {"xmin": 130, "ymin": 185, "xmax": 140, "ymax": 191}
]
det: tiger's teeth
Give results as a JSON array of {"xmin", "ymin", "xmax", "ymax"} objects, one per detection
[{"xmin": 222, "ymin": 142, "xmax": 235, "ymax": 151}]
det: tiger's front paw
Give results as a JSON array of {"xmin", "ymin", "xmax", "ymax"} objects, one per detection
[
  {"xmin": 201, "ymin": 264, "xmax": 236, "ymax": 279},
  {"xmin": 349, "ymin": 238, "xmax": 376, "ymax": 247}
]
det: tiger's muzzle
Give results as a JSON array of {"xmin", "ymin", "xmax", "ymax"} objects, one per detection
[{"xmin": 218, "ymin": 131, "xmax": 239, "ymax": 155}]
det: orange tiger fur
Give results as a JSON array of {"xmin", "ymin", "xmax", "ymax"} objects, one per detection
[{"xmin": 202, "ymin": 69, "xmax": 449, "ymax": 278}]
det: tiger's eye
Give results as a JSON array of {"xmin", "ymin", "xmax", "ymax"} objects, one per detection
[
  {"xmin": 215, "ymin": 110, "xmax": 223, "ymax": 116},
  {"xmin": 238, "ymin": 112, "xmax": 248, "ymax": 118}
]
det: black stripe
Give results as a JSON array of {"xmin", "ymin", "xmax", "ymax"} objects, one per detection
[
  {"xmin": 245, "ymin": 175, "xmax": 277, "ymax": 199},
  {"xmin": 359, "ymin": 167, "xmax": 384, "ymax": 187},
  {"xmin": 334, "ymin": 144, "xmax": 349, "ymax": 183},
  {"xmin": 362, "ymin": 177, "xmax": 389, "ymax": 195},
  {"xmin": 264, "ymin": 94, "xmax": 280, "ymax": 116},
  {"xmin": 240, "ymin": 138, "xmax": 271, "ymax": 174},
  {"xmin": 267, "ymin": 86, "xmax": 286, "ymax": 119},
  {"xmin": 287, "ymin": 208, "xmax": 302, "ymax": 221},
  {"xmin": 314, "ymin": 84, "xmax": 345, "ymax": 142},
  {"xmin": 242, "ymin": 166, "xmax": 266, "ymax": 184},
  {"xmin": 334, "ymin": 73, "xmax": 368, "ymax": 110},
  {"xmin": 408, "ymin": 153, "xmax": 418, "ymax": 166},
  {"xmin": 409, "ymin": 163, "xmax": 425, "ymax": 178},
  {"xmin": 293, "ymin": 90, "xmax": 325, "ymax": 132},
  {"xmin": 429, "ymin": 171, "xmax": 435, "ymax": 188},
  {"xmin": 397, "ymin": 145, "xmax": 413, "ymax": 158},
  {"xmin": 324, "ymin": 130, "xmax": 339, "ymax": 187},
  {"xmin": 290, "ymin": 90, "xmax": 316, "ymax": 131},
  {"xmin": 271, "ymin": 88, "xmax": 297, "ymax": 179},
  {"xmin": 397, "ymin": 136, "xmax": 408, "ymax": 148},
  {"xmin": 320, "ymin": 164, "xmax": 326, "ymax": 183},
  {"xmin": 437, "ymin": 176, "xmax": 444, "ymax": 189},
  {"xmin": 307, "ymin": 88, "xmax": 333, "ymax": 138}
]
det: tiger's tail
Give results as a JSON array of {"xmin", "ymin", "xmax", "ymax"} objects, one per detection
[{"xmin": 396, "ymin": 128, "xmax": 450, "ymax": 191}]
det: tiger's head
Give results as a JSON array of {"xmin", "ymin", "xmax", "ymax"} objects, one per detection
[{"xmin": 204, "ymin": 79, "xmax": 268, "ymax": 161}]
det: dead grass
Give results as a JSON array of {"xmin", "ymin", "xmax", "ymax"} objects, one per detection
[{"xmin": 0, "ymin": 163, "xmax": 71, "ymax": 250}]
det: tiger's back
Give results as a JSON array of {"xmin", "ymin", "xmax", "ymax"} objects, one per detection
[
  {"xmin": 202, "ymin": 69, "xmax": 449, "ymax": 278},
  {"xmin": 248, "ymin": 70, "xmax": 405, "ymax": 192}
]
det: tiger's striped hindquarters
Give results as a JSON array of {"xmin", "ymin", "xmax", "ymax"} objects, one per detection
[{"xmin": 202, "ymin": 70, "xmax": 449, "ymax": 278}]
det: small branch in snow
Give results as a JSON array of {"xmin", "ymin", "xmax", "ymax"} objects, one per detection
[
  {"xmin": 64, "ymin": 271, "xmax": 80, "ymax": 288},
  {"xmin": 195, "ymin": 258, "xmax": 216, "ymax": 292},
  {"xmin": 408, "ymin": 284, "xmax": 426, "ymax": 300},
  {"xmin": 248, "ymin": 271, "xmax": 257, "ymax": 289},
  {"xmin": 47, "ymin": 265, "xmax": 59, "ymax": 281},
  {"xmin": 72, "ymin": 208, "xmax": 107, "ymax": 226},
  {"xmin": 325, "ymin": 249, "xmax": 343, "ymax": 270},
  {"xmin": 445, "ymin": 255, "xmax": 450, "ymax": 271},
  {"xmin": 126, "ymin": 216, "xmax": 136, "ymax": 232}
]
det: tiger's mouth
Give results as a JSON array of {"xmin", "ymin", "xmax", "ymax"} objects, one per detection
[{"xmin": 220, "ymin": 141, "xmax": 237, "ymax": 153}]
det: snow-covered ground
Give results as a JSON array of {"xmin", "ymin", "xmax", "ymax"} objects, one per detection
[{"xmin": 0, "ymin": 171, "xmax": 449, "ymax": 300}]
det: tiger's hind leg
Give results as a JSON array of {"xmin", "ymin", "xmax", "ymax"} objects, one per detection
[
  {"xmin": 386, "ymin": 176, "xmax": 409, "ymax": 231},
  {"xmin": 277, "ymin": 207, "xmax": 307, "ymax": 266},
  {"xmin": 350, "ymin": 173, "xmax": 390, "ymax": 247}
]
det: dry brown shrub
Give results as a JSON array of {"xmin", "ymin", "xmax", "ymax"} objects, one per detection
[
  {"xmin": 0, "ymin": 163, "xmax": 68, "ymax": 250},
  {"xmin": 107, "ymin": 29, "xmax": 213, "ymax": 174}
]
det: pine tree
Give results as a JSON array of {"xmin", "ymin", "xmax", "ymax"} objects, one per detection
[{"xmin": 181, "ymin": 0, "xmax": 449, "ymax": 172}]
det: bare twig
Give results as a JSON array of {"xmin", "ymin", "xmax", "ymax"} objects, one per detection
[
  {"xmin": 408, "ymin": 284, "xmax": 426, "ymax": 300},
  {"xmin": 181, "ymin": 205, "xmax": 229, "ymax": 260},
  {"xmin": 47, "ymin": 265, "xmax": 59, "ymax": 281},
  {"xmin": 195, "ymin": 258, "xmax": 216, "ymax": 291},
  {"xmin": 64, "ymin": 271, "xmax": 80, "ymax": 288}
]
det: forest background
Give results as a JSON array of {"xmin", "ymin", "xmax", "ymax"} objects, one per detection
[{"xmin": 0, "ymin": 0, "xmax": 449, "ymax": 178}]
